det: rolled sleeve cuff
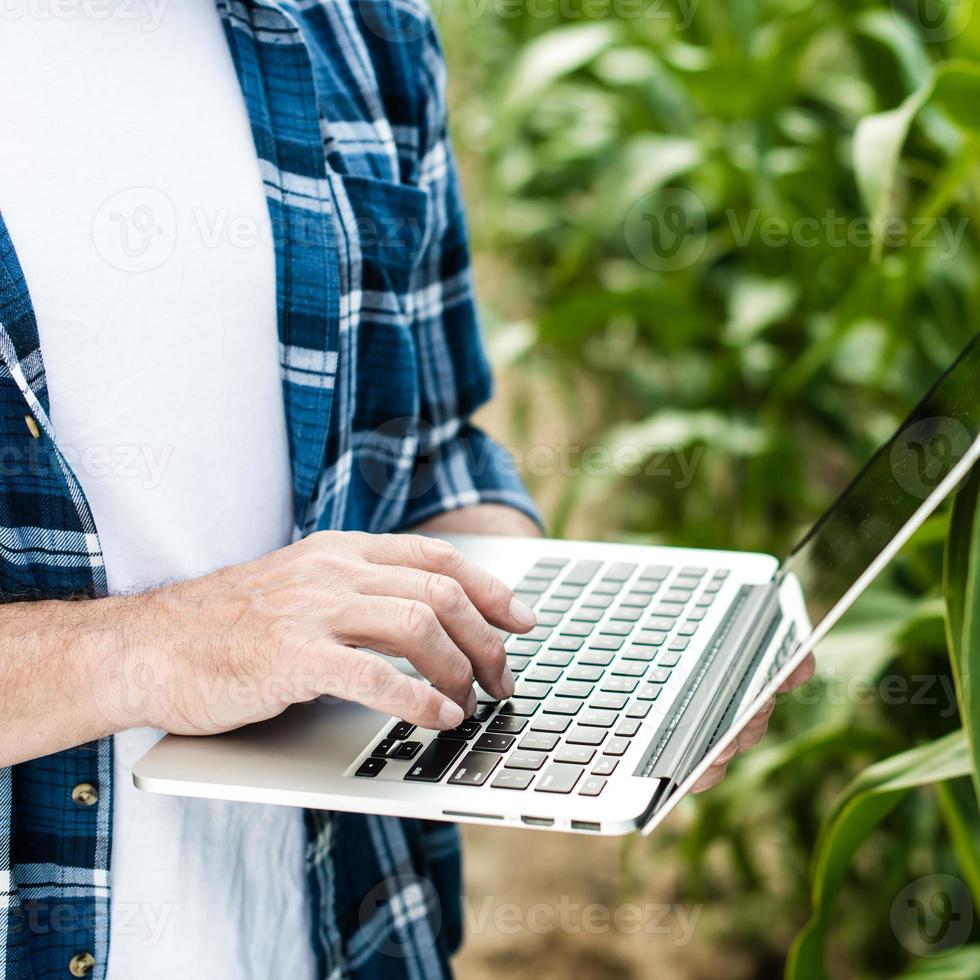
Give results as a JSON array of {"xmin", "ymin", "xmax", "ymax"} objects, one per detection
[{"xmin": 397, "ymin": 423, "xmax": 543, "ymax": 531}]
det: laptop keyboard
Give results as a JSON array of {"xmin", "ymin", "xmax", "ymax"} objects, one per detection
[{"xmin": 351, "ymin": 557, "xmax": 731, "ymax": 798}]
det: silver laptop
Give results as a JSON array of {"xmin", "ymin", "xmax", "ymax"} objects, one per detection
[{"xmin": 133, "ymin": 334, "xmax": 980, "ymax": 836}]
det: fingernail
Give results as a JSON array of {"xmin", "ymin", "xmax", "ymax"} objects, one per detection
[
  {"xmin": 498, "ymin": 665, "xmax": 515, "ymax": 699},
  {"xmin": 438, "ymin": 700, "xmax": 464, "ymax": 729},
  {"xmin": 509, "ymin": 596, "xmax": 536, "ymax": 629},
  {"xmin": 465, "ymin": 688, "xmax": 477, "ymax": 717}
]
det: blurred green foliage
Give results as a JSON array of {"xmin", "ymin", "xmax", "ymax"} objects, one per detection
[{"xmin": 440, "ymin": 0, "xmax": 980, "ymax": 975}]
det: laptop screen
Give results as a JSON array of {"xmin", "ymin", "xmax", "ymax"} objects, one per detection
[{"xmin": 780, "ymin": 332, "xmax": 980, "ymax": 632}]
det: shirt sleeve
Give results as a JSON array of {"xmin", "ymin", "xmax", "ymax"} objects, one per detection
[{"xmin": 396, "ymin": 26, "xmax": 542, "ymax": 532}]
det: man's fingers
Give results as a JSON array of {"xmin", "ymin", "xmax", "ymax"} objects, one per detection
[
  {"xmin": 778, "ymin": 652, "xmax": 815, "ymax": 693},
  {"xmin": 342, "ymin": 532, "xmax": 536, "ymax": 634},
  {"xmin": 329, "ymin": 594, "xmax": 478, "ymax": 710},
  {"xmin": 691, "ymin": 763, "xmax": 727, "ymax": 794},
  {"xmin": 349, "ymin": 565, "xmax": 514, "ymax": 700},
  {"xmin": 313, "ymin": 646, "xmax": 464, "ymax": 730}
]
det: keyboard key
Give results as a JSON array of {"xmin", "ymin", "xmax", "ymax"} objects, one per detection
[
  {"xmin": 514, "ymin": 681, "xmax": 551, "ymax": 700},
  {"xmin": 622, "ymin": 646, "xmax": 655, "ymax": 662},
  {"xmin": 552, "ymin": 584, "xmax": 583, "ymax": 599},
  {"xmin": 657, "ymin": 651, "xmax": 681, "ymax": 667},
  {"xmin": 544, "ymin": 697, "xmax": 582, "ymax": 716},
  {"xmin": 526, "ymin": 666, "xmax": 563, "ymax": 684},
  {"xmin": 640, "ymin": 564, "xmax": 671, "ymax": 579},
  {"xmin": 437, "ymin": 720, "xmax": 482, "ymax": 740},
  {"xmin": 579, "ymin": 776, "xmax": 607, "ymax": 797},
  {"xmin": 634, "ymin": 630, "xmax": 668, "ymax": 646},
  {"xmin": 535, "ymin": 763, "xmax": 582, "ymax": 794},
  {"xmin": 491, "ymin": 769, "xmax": 534, "ymax": 791},
  {"xmin": 588, "ymin": 636, "xmax": 624, "ymax": 651},
  {"xmin": 515, "ymin": 577, "xmax": 549, "ymax": 594},
  {"xmin": 613, "ymin": 661, "xmax": 648, "ymax": 678},
  {"xmin": 539, "ymin": 651, "xmax": 573, "ymax": 667},
  {"xmin": 616, "ymin": 719, "xmax": 642, "ymax": 737},
  {"xmin": 636, "ymin": 684, "xmax": 663, "ymax": 701},
  {"xmin": 556, "ymin": 745, "xmax": 596, "ymax": 765},
  {"xmin": 506, "ymin": 655, "xmax": 531, "ymax": 671},
  {"xmin": 356, "ymin": 757, "xmax": 386, "ymax": 777},
  {"xmin": 541, "ymin": 597, "xmax": 573, "ymax": 613},
  {"xmin": 560, "ymin": 621, "xmax": 594, "ymax": 638},
  {"xmin": 649, "ymin": 667, "xmax": 672, "ymax": 683},
  {"xmin": 488, "ymin": 715, "xmax": 528, "ymax": 734},
  {"xmin": 499, "ymin": 698, "xmax": 540, "ymax": 717},
  {"xmin": 626, "ymin": 702, "xmax": 652, "ymax": 719},
  {"xmin": 668, "ymin": 638, "xmax": 690, "ymax": 652},
  {"xmin": 555, "ymin": 681, "xmax": 594, "ymax": 699},
  {"xmin": 473, "ymin": 703, "xmax": 496, "ymax": 722},
  {"xmin": 603, "ymin": 737, "xmax": 631, "ymax": 756},
  {"xmin": 507, "ymin": 640, "xmax": 540, "ymax": 656},
  {"xmin": 654, "ymin": 602, "xmax": 685, "ymax": 616},
  {"xmin": 474, "ymin": 733, "xmax": 516, "ymax": 752},
  {"xmin": 388, "ymin": 722, "xmax": 416, "ymax": 740},
  {"xmin": 601, "ymin": 677, "xmax": 638, "ymax": 694},
  {"xmin": 505, "ymin": 751, "xmax": 547, "ymax": 771},
  {"xmin": 686, "ymin": 609, "xmax": 707, "ymax": 622},
  {"xmin": 591, "ymin": 692, "xmax": 628, "ymax": 711},
  {"xmin": 676, "ymin": 622, "xmax": 698, "ymax": 636},
  {"xmin": 566, "ymin": 726, "xmax": 606, "ymax": 746},
  {"xmin": 663, "ymin": 590, "xmax": 693, "ymax": 604},
  {"xmin": 680, "ymin": 566, "xmax": 706, "ymax": 577},
  {"xmin": 580, "ymin": 709, "xmax": 618, "ymax": 728},
  {"xmin": 519, "ymin": 732, "xmax": 560, "ymax": 752},
  {"xmin": 592, "ymin": 579, "xmax": 622, "ymax": 595},
  {"xmin": 535, "ymin": 611, "xmax": 562, "ymax": 627},
  {"xmin": 525, "ymin": 626, "xmax": 554, "ymax": 642},
  {"xmin": 609, "ymin": 606, "xmax": 642, "ymax": 622},
  {"xmin": 578, "ymin": 650, "xmax": 614, "ymax": 667},
  {"xmin": 530, "ymin": 715, "xmax": 571, "ymax": 734},
  {"xmin": 605, "ymin": 562, "xmax": 638, "ymax": 581},
  {"xmin": 527, "ymin": 564, "xmax": 561, "ymax": 580},
  {"xmin": 620, "ymin": 593, "xmax": 651, "ymax": 607},
  {"xmin": 570, "ymin": 607, "xmax": 603, "ymax": 623},
  {"xmin": 599, "ymin": 621, "xmax": 633, "ymax": 637},
  {"xmin": 449, "ymin": 751, "xmax": 501, "ymax": 786},
  {"xmin": 703, "ymin": 580, "xmax": 723, "ymax": 594},
  {"xmin": 568, "ymin": 664, "xmax": 604, "ymax": 682},
  {"xmin": 404, "ymin": 740, "xmax": 466, "ymax": 781},
  {"xmin": 580, "ymin": 593, "xmax": 613, "ymax": 609},
  {"xmin": 563, "ymin": 560, "xmax": 602, "ymax": 585},
  {"xmin": 549, "ymin": 636, "xmax": 584, "ymax": 652},
  {"xmin": 372, "ymin": 738, "xmax": 396, "ymax": 758},
  {"xmin": 646, "ymin": 617, "xmax": 675, "ymax": 632},
  {"xmin": 592, "ymin": 757, "xmax": 619, "ymax": 776},
  {"xmin": 534, "ymin": 556, "xmax": 569, "ymax": 569}
]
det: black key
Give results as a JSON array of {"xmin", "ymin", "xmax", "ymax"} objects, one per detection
[
  {"xmin": 449, "ymin": 751, "xmax": 501, "ymax": 786},
  {"xmin": 599, "ymin": 621, "xmax": 633, "ymax": 637},
  {"xmin": 507, "ymin": 640, "xmax": 540, "ymax": 656},
  {"xmin": 579, "ymin": 650, "xmax": 614, "ymax": 667},
  {"xmin": 613, "ymin": 661, "xmax": 648, "ymax": 678},
  {"xmin": 649, "ymin": 666, "xmax": 672, "ymax": 683},
  {"xmin": 588, "ymin": 636, "xmax": 624, "ymax": 651},
  {"xmin": 616, "ymin": 719, "xmax": 642, "ymax": 737},
  {"xmin": 391, "ymin": 742, "xmax": 422, "ymax": 760},
  {"xmin": 580, "ymin": 709, "xmax": 618, "ymax": 728},
  {"xmin": 505, "ymin": 751, "xmax": 547, "ymax": 771},
  {"xmin": 438, "ymin": 720, "xmax": 482, "ymax": 741},
  {"xmin": 549, "ymin": 636, "xmax": 584, "ymax": 652},
  {"xmin": 538, "ymin": 651, "xmax": 573, "ymax": 668},
  {"xmin": 556, "ymin": 745, "xmax": 595, "ymax": 765},
  {"xmin": 634, "ymin": 630, "xmax": 668, "ymax": 646},
  {"xmin": 519, "ymin": 732, "xmax": 560, "ymax": 752},
  {"xmin": 553, "ymin": 584, "xmax": 583, "ymax": 599},
  {"xmin": 622, "ymin": 647, "xmax": 655, "ymax": 662},
  {"xmin": 388, "ymin": 722, "xmax": 416, "ymax": 740},
  {"xmin": 474, "ymin": 733, "xmax": 516, "ymax": 753},
  {"xmin": 609, "ymin": 606, "xmax": 642, "ymax": 622},
  {"xmin": 591, "ymin": 580, "xmax": 622, "ymax": 595},
  {"xmin": 530, "ymin": 715, "xmax": 571, "ymax": 734},
  {"xmin": 526, "ymin": 665, "xmax": 563, "ymax": 684},
  {"xmin": 657, "ymin": 651, "xmax": 681, "ymax": 667},
  {"xmin": 570, "ymin": 607, "xmax": 603, "ymax": 623},
  {"xmin": 591, "ymin": 692, "xmax": 628, "ymax": 711},
  {"xmin": 525, "ymin": 626, "xmax": 553, "ymax": 642},
  {"xmin": 580, "ymin": 594, "xmax": 613, "ymax": 609},
  {"xmin": 592, "ymin": 757, "xmax": 618, "ymax": 776},
  {"xmin": 506, "ymin": 655, "xmax": 531, "ymax": 671},
  {"xmin": 626, "ymin": 701, "xmax": 652, "ymax": 719},
  {"xmin": 543, "ymin": 697, "xmax": 582, "ymax": 716},
  {"xmin": 601, "ymin": 677, "xmax": 638, "ymax": 694},
  {"xmin": 473, "ymin": 702, "xmax": 496, "ymax": 722},
  {"xmin": 566, "ymin": 726, "xmax": 606, "ymax": 747},
  {"xmin": 372, "ymin": 738, "xmax": 396, "ymax": 758},
  {"xmin": 404, "ymin": 740, "xmax": 466, "ymax": 782},
  {"xmin": 555, "ymin": 681, "xmax": 593, "ymax": 699},
  {"xmin": 563, "ymin": 560, "xmax": 602, "ymax": 585},
  {"xmin": 579, "ymin": 776, "xmax": 607, "ymax": 797},
  {"xmin": 605, "ymin": 562, "xmax": 638, "ymax": 581},
  {"xmin": 603, "ymin": 737, "xmax": 631, "ymax": 756},
  {"xmin": 491, "ymin": 769, "xmax": 534, "ymax": 790},
  {"xmin": 535, "ymin": 763, "xmax": 582, "ymax": 794},
  {"xmin": 499, "ymin": 698, "xmax": 539, "ymax": 717},
  {"xmin": 514, "ymin": 681, "xmax": 551, "ymax": 700},
  {"xmin": 488, "ymin": 715, "xmax": 528, "ymax": 734},
  {"xmin": 356, "ymin": 757, "xmax": 386, "ymax": 778},
  {"xmin": 568, "ymin": 664, "xmax": 604, "ymax": 682},
  {"xmin": 541, "ymin": 597, "xmax": 573, "ymax": 613}
]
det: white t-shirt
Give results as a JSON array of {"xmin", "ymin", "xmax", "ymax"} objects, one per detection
[{"xmin": 0, "ymin": 3, "xmax": 317, "ymax": 978}]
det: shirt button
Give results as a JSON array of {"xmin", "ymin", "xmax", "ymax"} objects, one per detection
[
  {"xmin": 71, "ymin": 783, "xmax": 99, "ymax": 807},
  {"xmin": 23, "ymin": 414, "xmax": 40, "ymax": 439},
  {"xmin": 68, "ymin": 952, "xmax": 95, "ymax": 977}
]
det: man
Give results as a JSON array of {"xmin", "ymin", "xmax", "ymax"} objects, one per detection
[{"xmin": 0, "ymin": 1, "xmax": 807, "ymax": 977}]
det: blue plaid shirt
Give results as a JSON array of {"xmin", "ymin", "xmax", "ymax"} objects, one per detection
[{"xmin": 0, "ymin": 1, "xmax": 537, "ymax": 977}]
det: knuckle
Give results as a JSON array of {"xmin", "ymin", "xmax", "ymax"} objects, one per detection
[
  {"xmin": 346, "ymin": 655, "xmax": 384, "ymax": 700},
  {"xmin": 419, "ymin": 535, "xmax": 460, "ymax": 568},
  {"xmin": 427, "ymin": 574, "xmax": 465, "ymax": 610},
  {"xmin": 444, "ymin": 656, "xmax": 474, "ymax": 691},
  {"xmin": 402, "ymin": 600, "xmax": 437, "ymax": 639}
]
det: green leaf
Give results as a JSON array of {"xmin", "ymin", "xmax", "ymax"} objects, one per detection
[
  {"xmin": 935, "ymin": 781, "xmax": 980, "ymax": 909},
  {"xmin": 786, "ymin": 731, "xmax": 972, "ymax": 980},
  {"xmin": 894, "ymin": 945, "xmax": 980, "ymax": 979},
  {"xmin": 945, "ymin": 466, "xmax": 980, "ymax": 806}
]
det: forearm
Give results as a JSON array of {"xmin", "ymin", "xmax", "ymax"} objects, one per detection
[
  {"xmin": 0, "ymin": 594, "xmax": 146, "ymax": 767},
  {"xmin": 409, "ymin": 503, "xmax": 542, "ymax": 538}
]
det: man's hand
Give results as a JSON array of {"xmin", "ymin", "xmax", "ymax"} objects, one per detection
[{"xmin": 127, "ymin": 530, "xmax": 537, "ymax": 736}]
